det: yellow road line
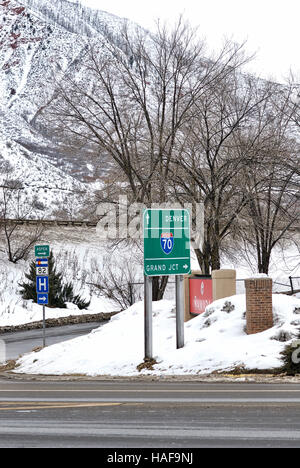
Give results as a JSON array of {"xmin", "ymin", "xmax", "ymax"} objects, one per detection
[{"xmin": 0, "ymin": 402, "xmax": 122, "ymax": 411}]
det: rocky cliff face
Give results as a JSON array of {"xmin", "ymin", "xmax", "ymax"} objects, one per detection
[{"xmin": 0, "ymin": 0, "xmax": 134, "ymax": 216}]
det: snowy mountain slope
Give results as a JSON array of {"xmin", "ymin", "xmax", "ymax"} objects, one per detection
[
  {"xmin": 0, "ymin": 0, "xmax": 137, "ymax": 192},
  {"xmin": 20, "ymin": 0, "xmax": 133, "ymax": 41},
  {"xmin": 0, "ymin": 133, "xmax": 89, "ymax": 218}
]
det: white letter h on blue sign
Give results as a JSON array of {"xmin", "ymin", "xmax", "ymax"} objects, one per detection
[{"xmin": 37, "ymin": 276, "xmax": 49, "ymax": 293}]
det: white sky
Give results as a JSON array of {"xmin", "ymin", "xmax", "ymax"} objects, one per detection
[{"xmin": 74, "ymin": 0, "xmax": 300, "ymax": 83}]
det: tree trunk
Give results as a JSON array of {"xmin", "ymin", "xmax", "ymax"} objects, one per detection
[
  {"xmin": 258, "ymin": 249, "xmax": 270, "ymax": 274},
  {"xmin": 194, "ymin": 247, "xmax": 210, "ymax": 275},
  {"xmin": 211, "ymin": 242, "xmax": 221, "ymax": 271},
  {"xmin": 152, "ymin": 276, "xmax": 169, "ymax": 301}
]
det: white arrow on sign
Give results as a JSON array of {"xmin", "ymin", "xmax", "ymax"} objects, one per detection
[
  {"xmin": 39, "ymin": 296, "xmax": 47, "ymax": 302},
  {"xmin": 183, "ymin": 264, "xmax": 189, "ymax": 269}
]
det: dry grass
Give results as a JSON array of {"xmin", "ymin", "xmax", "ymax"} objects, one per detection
[
  {"xmin": 0, "ymin": 359, "xmax": 18, "ymax": 372},
  {"xmin": 136, "ymin": 358, "xmax": 158, "ymax": 372}
]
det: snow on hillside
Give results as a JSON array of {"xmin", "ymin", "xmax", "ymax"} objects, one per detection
[
  {"xmin": 0, "ymin": 224, "xmax": 298, "ymax": 329},
  {"xmin": 21, "ymin": 0, "xmax": 135, "ymax": 40},
  {"xmin": 0, "ymin": 0, "xmax": 130, "ymax": 117},
  {"xmin": 14, "ymin": 293, "xmax": 300, "ymax": 376},
  {"xmin": 0, "ymin": 136, "xmax": 89, "ymax": 218},
  {"xmin": 223, "ymin": 238, "xmax": 300, "ymax": 295},
  {"xmin": 0, "ymin": 252, "xmax": 116, "ymax": 328},
  {"xmin": 0, "ymin": 225, "xmax": 140, "ymax": 327},
  {"xmin": 0, "ymin": 0, "xmax": 141, "ymax": 185}
]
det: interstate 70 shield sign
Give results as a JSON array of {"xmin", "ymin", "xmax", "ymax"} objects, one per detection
[{"xmin": 160, "ymin": 232, "xmax": 174, "ymax": 255}]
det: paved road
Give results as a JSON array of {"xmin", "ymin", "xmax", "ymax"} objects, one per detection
[
  {"xmin": 1, "ymin": 380, "xmax": 300, "ymax": 448},
  {"xmin": 0, "ymin": 322, "xmax": 103, "ymax": 360}
]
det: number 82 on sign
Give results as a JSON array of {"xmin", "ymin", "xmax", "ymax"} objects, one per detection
[
  {"xmin": 36, "ymin": 266, "xmax": 49, "ymax": 276},
  {"xmin": 36, "ymin": 258, "xmax": 49, "ymax": 276}
]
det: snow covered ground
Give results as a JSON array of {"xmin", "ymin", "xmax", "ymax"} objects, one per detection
[
  {"xmin": 0, "ymin": 226, "xmax": 299, "ymax": 326},
  {"xmin": 0, "ymin": 223, "xmax": 298, "ymax": 376},
  {"xmin": 222, "ymin": 239, "xmax": 300, "ymax": 295},
  {"xmin": 14, "ymin": 293, "xmax": 300, "ymax": 376},
  {"xmin": 0, "ymin": 226, "xmax": 123, "ymax": 327}
]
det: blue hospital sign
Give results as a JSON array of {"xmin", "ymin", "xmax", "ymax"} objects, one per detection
[{"xmin": 36, "ymin": 276, "xmax": 49, "ymax": 294}]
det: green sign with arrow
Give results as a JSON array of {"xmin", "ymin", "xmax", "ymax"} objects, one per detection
[
  {"xmin": 35, "ymin": 245, "xmax": 50, "ymax": 258},
  {"xmin": 143, "ymin": 209, "xmax": 191, "ymax": 277}
]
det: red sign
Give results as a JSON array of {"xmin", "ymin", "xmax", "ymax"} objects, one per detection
[{"xmin": 189, "ymin": 278, "xmax": 213, "ymax": 315}]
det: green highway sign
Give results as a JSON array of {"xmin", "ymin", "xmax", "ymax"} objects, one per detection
[
  {"xmin": 143, "ymin": 209, "xmax": 191, "ymax": 277},
  {"xmin": 35, "ymin": 245, "xmax": 50, "ymax": 257}
]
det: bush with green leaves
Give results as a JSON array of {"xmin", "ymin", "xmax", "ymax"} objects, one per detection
[{"xmin": 19, "ymin": 250, "xmax": 90, "ymax": 310}]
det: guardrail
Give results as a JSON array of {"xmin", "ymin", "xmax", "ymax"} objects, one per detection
[{"xmin": 0, "ymin": 219, "xmax": 97, "ymax": 227}]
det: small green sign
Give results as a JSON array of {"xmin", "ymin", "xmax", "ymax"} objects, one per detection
[
  {"xmin": 35, "ymin": 245, "xmax": 50, "ymax": 257},
  {"xmin": 144, "ymin": 209, "xmax": 191, "ymax": 277}
]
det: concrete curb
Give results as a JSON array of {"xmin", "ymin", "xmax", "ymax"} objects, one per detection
[{"xmin": 1, "ymin": 370, "xmax": 300, "ymax": 383}]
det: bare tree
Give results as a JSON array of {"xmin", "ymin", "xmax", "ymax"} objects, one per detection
[
  {"xmin": 238, "ymin": 87, "xmax": 300, "ymax": 274},
  {"xmin": 285, "ymin": 75, "xmax": 300, "ymax": 128},
  {"xmin": 38, "ymin": 18, "xmax": 251, "ymax": 296},
  {"xmin": 42, "ymin": 20, "xmax": 249, "ymax": 203},
  {"xmin": 89, "ymin": 256, "xmax": 143, "ymax": 310},
  {"xmin": 0, "ymin": 176, "xmax": 44, "ymax": 263},
  {"xmin": 171, "ymin": 74, "xmax": 274, "ymax": 273}
]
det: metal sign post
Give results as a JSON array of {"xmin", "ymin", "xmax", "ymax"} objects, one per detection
[
  {"xmin": 143, "ymin": 209, "xmax": 191, "ymax": 358},
  {"xmin": 35, "ymin": 246, "xmax": 50, "ymax": 348},
  {"xmin": 144, "ymin": 275, "xmax": 153, "ymax": 359},
  {"xmin": 176, "ymin": 275, "xmax": 184, "ymax": 349},
  {"xmin": 42, "ymin": 305, "xmax": 46, "ymax": 348}
]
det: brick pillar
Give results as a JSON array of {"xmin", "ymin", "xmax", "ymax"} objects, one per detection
[{"xmin": 245, "ymin": 277, "xmax": 273, "ymax": 334}]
